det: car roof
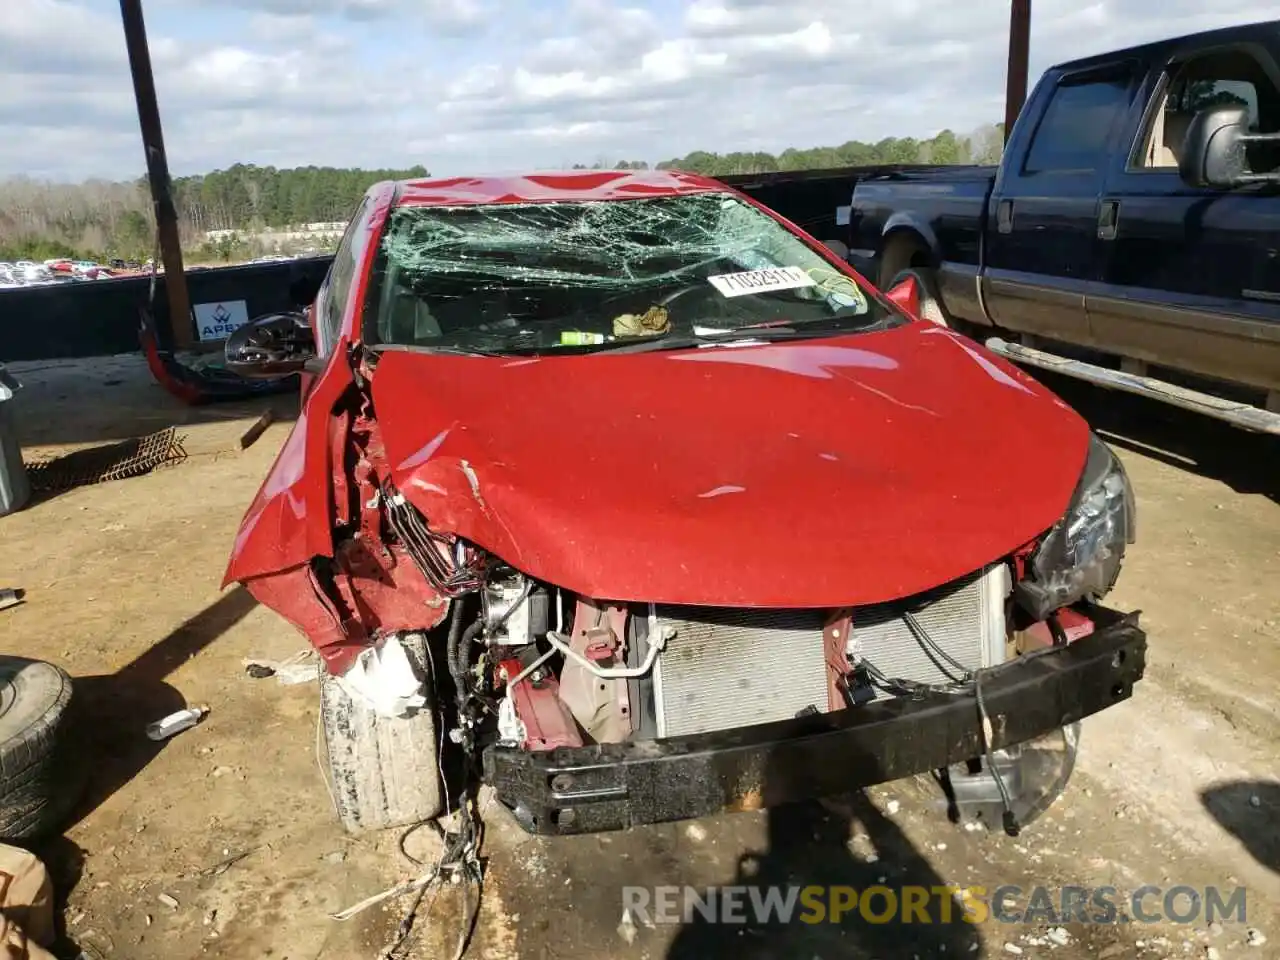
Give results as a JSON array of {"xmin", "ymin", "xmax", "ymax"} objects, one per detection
[{"xmin": 391, "ymin": 169, "xmax": 729, "ymax": 208}]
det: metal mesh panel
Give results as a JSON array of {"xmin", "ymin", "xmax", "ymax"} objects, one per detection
[
  {"xmin": 849, "ymin": 567, "xmax": 1001, "ymax": 698},
  {"xmin": 652, "ymin": 607, "xmax": 829, "ymax": 738},
  {"xmin": 650, "ymin": 566, "xmax": 1007, "ymax": 736},
  {"xmin": 26, "ymin": 427, "xmax": 187, "ymax": 494}
]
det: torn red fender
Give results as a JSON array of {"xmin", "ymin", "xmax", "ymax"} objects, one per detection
[
  {"xmin": 222, "ymin": 344, "xmax": 356, "ymax": 586},
  {"xmin": 243, "ymin": 543, "xmax": 448, "ymax": 675},
  {"xmin": 332, "ymin": 540, "xmax": 448, "ymax": 636},
  {"xmin": 242, "ymin": 565, "xmax": 361, "ymax": 673},
  {"xmin": 329, "ymin": 406, "xmax": 353, "ymax": 530},
  {"xmin": 235, "ymin": 383, "xmax": 450, "ymax": 673}
]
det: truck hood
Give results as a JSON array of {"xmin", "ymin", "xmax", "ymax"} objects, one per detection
[{"xmin": 372, "ymin": 325, "xmax": 1090, "ymax": 607}]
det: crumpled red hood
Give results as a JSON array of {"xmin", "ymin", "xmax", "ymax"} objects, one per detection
[{"xmin": 372, "ymin": 325, "xmax": 1089, "ymax": 607}]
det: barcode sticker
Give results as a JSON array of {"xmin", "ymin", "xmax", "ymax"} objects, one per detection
[{"xmin": 707, "ymin": 266, "xmax": 817, "ymax": 298}]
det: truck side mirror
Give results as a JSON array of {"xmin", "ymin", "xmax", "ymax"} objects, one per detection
[
  {"xmin": 225, "ymin": 312, "xmax": 316, "ymax": 380},
  {"xmin": 1179, "ymin": 104, "xmax": 1250, "ymax": 188}
]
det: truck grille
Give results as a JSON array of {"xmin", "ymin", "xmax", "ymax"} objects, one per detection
[{"xmin": 650, "ymin": 565, "xmax": 1008, "ymax": 738}]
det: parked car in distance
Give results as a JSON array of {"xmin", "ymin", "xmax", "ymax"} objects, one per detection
[
  {"xmin": 848, "ymin": 18, "xmax": 1280, "ymax": 435},
  {"xmin": 15, "ymin": 263, "xmax": 53, "ymax": 284},
  {"xmin": 222, "ymin": 170, "xmax": 1145, "ymax": 838}
]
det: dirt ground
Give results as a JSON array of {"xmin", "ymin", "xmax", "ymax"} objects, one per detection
[{"xmin": 1, "ymin": 355, "xmax": 1277, "ymax": 960}]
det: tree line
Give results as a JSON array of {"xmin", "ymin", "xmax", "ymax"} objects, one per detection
[
  {"xmin": 584, "ymin": 124, "xmax": 1004, "ymax": 176},
  {"xmin": 0, "ymin": 163, "xmax": 428, "ymax": 264},
  {"xmin": 0, "ymin": 124, "xmax": 1002, "ymax": 264}
]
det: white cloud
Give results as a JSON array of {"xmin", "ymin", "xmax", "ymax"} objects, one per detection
[
  {"xmin": 0, "ymin": 0, "xmax": 126, "ymax": 75},
  {"xmin": 167, "ymin": 0, "xmax": 399, "ymax": 19},
  {"xmin": 639, "ymin": 40, "xmax": 728, "ymax": 84},
  {"xmin": 247, "ymin": 11, "xmax": 320, "ymax": 42},
  {"xmin": 165, "ymin": 0, "xmax": 490, "ymax": 30},
  {"xmin": 3, "ymin": 0, "xmax": 1280, "ymax": 181}
]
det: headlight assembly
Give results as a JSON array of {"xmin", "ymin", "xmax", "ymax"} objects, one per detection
[{"xmin": 1015, "ymin": 434, "xmax": 1136, "ymax": 621}]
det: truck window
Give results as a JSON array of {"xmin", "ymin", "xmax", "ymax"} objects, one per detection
[
  {"xmin": 1023, "ymin": 74, "xmax": 1133, "ymax": 174},
  {"xmin": 1135, "ymin": 49, "xmax": 1280, "ymax": 173}
]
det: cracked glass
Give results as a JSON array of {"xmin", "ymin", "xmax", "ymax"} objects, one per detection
[{"xmin": 366, "ymin": 192, "xmax": 898, "ymax": 355}]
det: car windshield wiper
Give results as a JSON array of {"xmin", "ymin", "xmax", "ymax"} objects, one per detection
[
  {"xmin": 597, "ymin": 321, "xmax": 876, "ymax": 355},
  {"xmin": 376, "ymin": 343, "xmax": 505, "ymax": 358}
]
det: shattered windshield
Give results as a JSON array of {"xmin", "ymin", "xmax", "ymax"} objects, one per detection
[{"xmin": 365, "ymin": 192, "xmax": 900, "ymax": 355}]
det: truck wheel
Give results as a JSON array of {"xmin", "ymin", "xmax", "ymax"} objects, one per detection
[
  {"xmin": 0, "ymin": 656, "xmax": 84, "ymax": 840},
  {"xmin": 886, "ymin": 267, "xmax": 950, "ymax": 327},
  {"xmin": 319, "ymin": 634, "xmax": 444, "ymax": 834}
]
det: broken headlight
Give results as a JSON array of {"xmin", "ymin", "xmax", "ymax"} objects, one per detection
[{"xmin": 1015, "ymin": 434, "xmax": 1135, "ymax": 620}]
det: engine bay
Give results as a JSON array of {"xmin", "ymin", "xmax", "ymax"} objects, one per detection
[{"xmin": 419, "ymin": 541, "xmax": 1016, "ymax": 753}]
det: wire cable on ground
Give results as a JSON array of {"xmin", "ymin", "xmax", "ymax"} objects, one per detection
[
  {"xmin": 335, "ymin": 614, "xmax": 488, "ymax": 959},
  {"xmin": 331, "ymin": 806, "xmax": 484, "ymax": 959}
]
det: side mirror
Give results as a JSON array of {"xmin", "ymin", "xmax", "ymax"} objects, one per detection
[
  {"xmin": 1179, "ymin": 104, "xmax": 1250, "ymax": 188},
  {"xmin": 225, "ymin": 312, "xmax": 316, "ymax": 380},
  {"xmin": 885, "ymin": 275, "xmax": 920, "ymax": 317}
]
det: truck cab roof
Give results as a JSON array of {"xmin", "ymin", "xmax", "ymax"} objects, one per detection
[{"xmin": 1051, "ymin": 19, "xmax": 1280, "ymax": 75}]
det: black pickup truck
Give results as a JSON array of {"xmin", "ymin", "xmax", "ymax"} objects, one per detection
[{"xmin": 846, "ymin": 19, "xmax": 1280, "ymax": 435}]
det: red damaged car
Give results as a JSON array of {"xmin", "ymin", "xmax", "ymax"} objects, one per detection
[{"xmin": 223, "ymin": 170, "xmax": 1145, "ymax": 837}]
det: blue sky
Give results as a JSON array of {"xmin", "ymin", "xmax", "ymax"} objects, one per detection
[{"xmin": 2, "ymin": 0, "xmax": 1277, "ymax": 181}]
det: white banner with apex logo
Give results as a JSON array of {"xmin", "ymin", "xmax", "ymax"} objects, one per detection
[{"xmin": 194, "ymin": 300, "xmax": 250, "ymax": 342}]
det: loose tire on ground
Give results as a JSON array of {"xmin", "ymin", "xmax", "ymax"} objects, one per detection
[
  {"xmin": 319, "ymin": 634, "xmax": 444, "ymax": 834},
  {"xmin": 0, "ymin": 656, "xmax": 83, "ymax": 840}
]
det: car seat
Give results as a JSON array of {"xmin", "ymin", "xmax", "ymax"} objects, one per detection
[{"xmin": 383, "ymin": 288, "xmax": 443, "ymax": 344}]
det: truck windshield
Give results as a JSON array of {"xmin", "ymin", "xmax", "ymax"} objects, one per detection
[{"xmin": 364, "ymin": 192, "xmax": 899, "ymax": 355}]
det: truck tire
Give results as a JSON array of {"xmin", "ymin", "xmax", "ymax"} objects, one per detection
[
  {"xmin": 0, "ymin": 656, "xmax": 84, "ymax": 840},
  {"xmin": 885, "ymin": 267, "xmax": 950, "ymax": 327},
  {"xmin": 319, "ymin": 634, "xmax": 444, "ymax": 834}
]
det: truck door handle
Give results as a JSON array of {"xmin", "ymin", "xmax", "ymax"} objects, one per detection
[
  {"xmin": 1098, "ymin": 200, "xmax": 1120, "ymax": 240},
  {"xmin": 996, "ymin": 199, "xmax": 1014, "ymax": 234}
]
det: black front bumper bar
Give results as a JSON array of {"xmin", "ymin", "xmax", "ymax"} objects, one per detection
[{"xmin": 483, "ymin": 611, "xmax": 1146, "ymax": 835}]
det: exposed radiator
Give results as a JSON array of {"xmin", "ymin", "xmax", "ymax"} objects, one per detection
[
  {"xmin": 650, "ymin": 565, "xmax": 1009, "ymax": 738},
  {"xmin": 652, "ymin": 606, "xmax": 830, "ymax": 738},
  {"xmin": 847, "ymin": 564, "xmax": 1009, "ymax": 699}
]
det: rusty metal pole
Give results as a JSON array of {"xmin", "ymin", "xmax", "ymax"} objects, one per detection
[
  {"xmin": 1004, "ymin": 0, "xmax": 1032, "ymax": 145},
  {"xmin": 119, "ymin": 0, "xmax": 193, "ymax": 349}
]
